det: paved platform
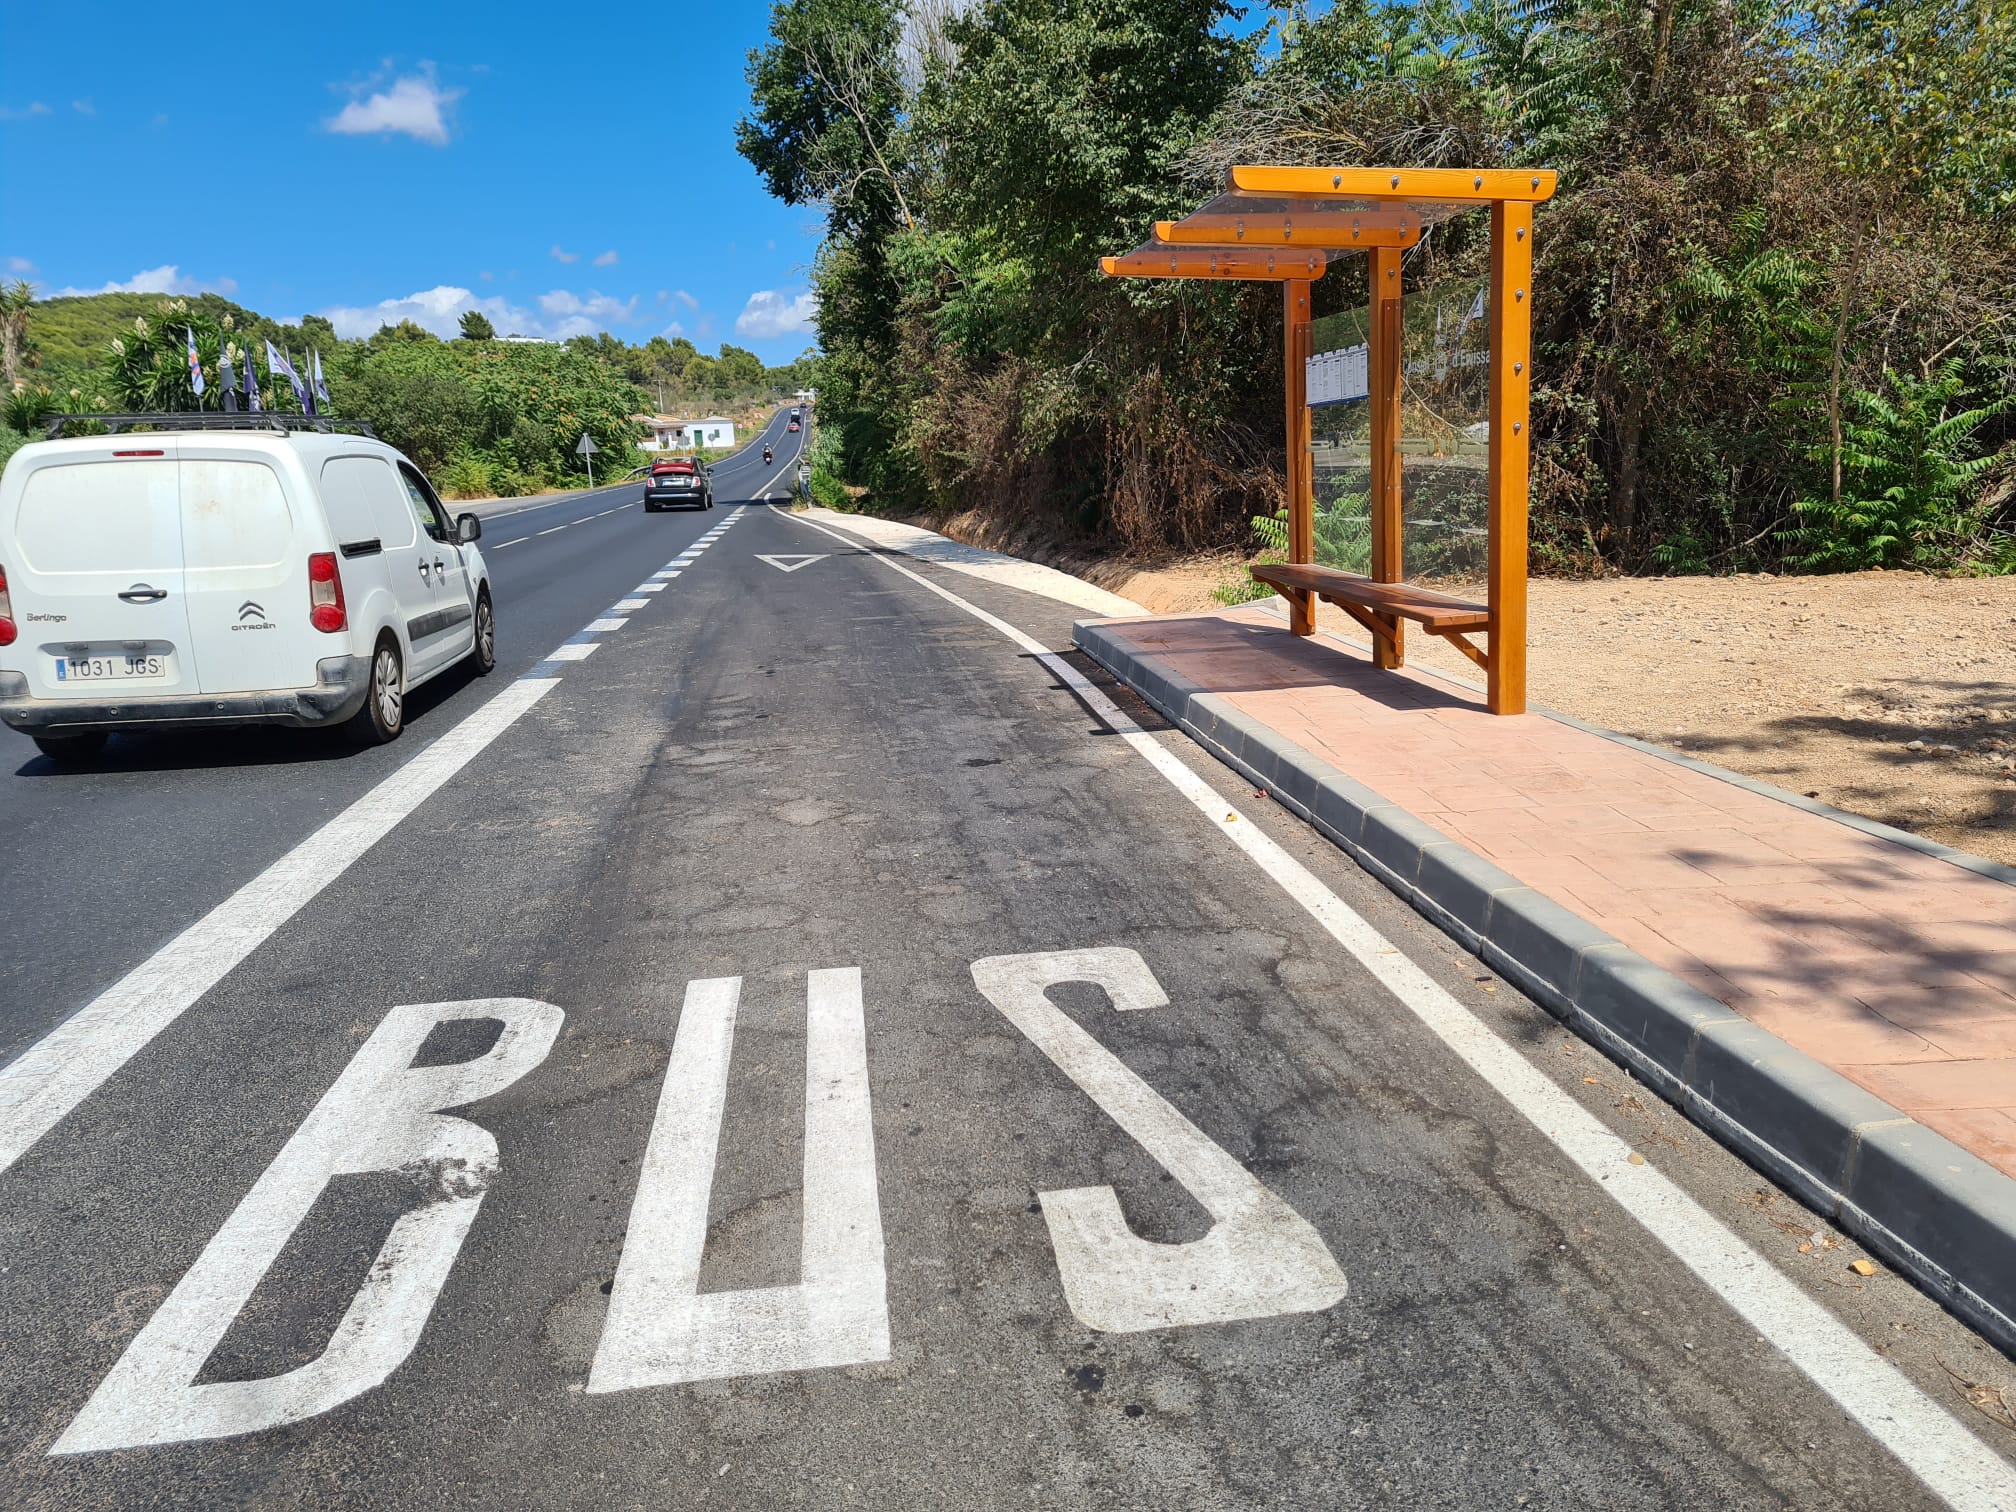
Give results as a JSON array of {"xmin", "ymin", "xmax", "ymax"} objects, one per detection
[{"xmin": 1083, "ymin": 606, "xmax": 2016, "ymax": 1178}]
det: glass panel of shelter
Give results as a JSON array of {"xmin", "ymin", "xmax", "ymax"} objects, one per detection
[{"xmin": 1303, "ymin": 236, "xmax": 1493, "ymax": 583}]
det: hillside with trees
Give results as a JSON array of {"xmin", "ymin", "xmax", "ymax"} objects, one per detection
[
  {"xmin": 741, "ymin": 0, "xmax": 2015, "ymax": 576},
  {"xmin": 0, "ymin": 289, "xmax": 818, "ymax": 493}
]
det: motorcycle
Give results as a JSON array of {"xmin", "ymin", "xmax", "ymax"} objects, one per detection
[{"xmin": 763, "ymin": 445, "xmax": 774, "ymax": 465}]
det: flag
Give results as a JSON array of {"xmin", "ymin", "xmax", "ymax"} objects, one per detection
[
  {"xmin": 243, "ymin": 339, "xmax": 260, "ymax": 411},
  {"xmin": 298, "ymin": 351, "xmax": 317, "ymax": 417},
  {"xmin": 219, "ymin": 344, "xmax": 240, "ymax": 413},
  {"xmin": 185, "ymin": 326, "xmax": 205, "ymax": 397},
  {"xmin": 266, "ymin": 340, "xmax": 307, "ymax": 412},
  {"xmin": 311, "ymin": 349, "xmax": 331, "ymax": 407}
]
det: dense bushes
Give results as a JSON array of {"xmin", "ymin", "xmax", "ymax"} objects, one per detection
[{"xmin": 742, "ymin": 0, "xmax": 2016, "ymax": 574}]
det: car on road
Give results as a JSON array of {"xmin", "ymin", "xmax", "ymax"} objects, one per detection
[
  {"xmin": 788, "ymin": 417, "xmax": 801, "ymax": 433},
  {"xmin": 644, "ymin": 457, "xmax": 712, "ymax": 512},
  {"xmin": 0, "ymin": 418, "xmax": 495, "ymax": 760}
]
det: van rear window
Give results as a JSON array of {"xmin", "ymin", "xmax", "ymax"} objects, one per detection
[
  {"xmin": 181, "ymin": 460, "xmax": 292, "ymax": 571},
  {"xmin": 14, "ymin": 459, "xmax": 182, "ymax": 574}
]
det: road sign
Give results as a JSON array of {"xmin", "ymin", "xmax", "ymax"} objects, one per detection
[{"xmin": 575, "ymin": 432, "xmax": 598, "ymax": 486}]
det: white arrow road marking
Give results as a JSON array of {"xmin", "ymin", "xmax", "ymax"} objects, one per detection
[
  {"xmin": 53, "ymin": 998, "xmax": 564, "ymax": 1453},
  {"xmin": 589, "ymin": 968, "xmax": 889, "ymax": 1391},
  {"xmin": 0, "ymin": 678, "xmax": 557, "ymax": 1178},
  {"xmin": 788, "ymin": 508, "xmax": 2016, "ymax": 1512},
  {"xmin": 755, "ymin": 554, "xmax": 828, "ymax": 573},
  {"xmin": 972, "ymin": 948, "xmax": 1347, "ymax": 1333}
]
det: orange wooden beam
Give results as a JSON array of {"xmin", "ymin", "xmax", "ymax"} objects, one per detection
[
  {"xmin": 1368, "ymin": 244, "xmax": 1405, "ymax": 669},
  {"xmin": 1155, "ymin": 212, "xmax": 1422, "ymax": 248},
  {"xmin": 1486, "ymin": 200, "xmax": 1533, "ymax": 715},
  {"xmin": 1228, "ymin": 166, "xmax": 1558, "ymax": 202},
  {"xmin": 1100, "ymin": 247, "xmax": 1327, "ymax": 281}
]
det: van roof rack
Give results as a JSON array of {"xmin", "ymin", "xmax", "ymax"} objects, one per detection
[{"xmin": 40, "ymin": 413, "xmax": 378, "ymax": 441}]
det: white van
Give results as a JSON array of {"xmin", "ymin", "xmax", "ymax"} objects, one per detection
[{"xmin": 0, "ymin": 424, "xmax": 496, "ymax": 761}]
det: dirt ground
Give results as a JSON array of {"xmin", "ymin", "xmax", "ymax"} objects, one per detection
[{"xmin": 915, "ymin": 512, "xmax": 2016, "ymax": 865}]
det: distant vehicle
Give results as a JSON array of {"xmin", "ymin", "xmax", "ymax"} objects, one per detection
[
  {"xmin": 788, "ymin": 418, "xmax": 801, "ymax": 433},
  {"xmin": 644, "ymin": 457, "xmax": 712, "ymax": 512},
  {"xmin": 0, "ymin": 417, "xmax": 494, "ymax": 758}
]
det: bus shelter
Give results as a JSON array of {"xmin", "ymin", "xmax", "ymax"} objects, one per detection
[{"xmin": 1101, "ymin": 168, "xmax": 1555, "ymax": 715}]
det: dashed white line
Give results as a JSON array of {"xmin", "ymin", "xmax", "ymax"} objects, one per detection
[
  {"xmin": 496, "ymin": 538, "xmax": 528, "ymax": 548},
  {"xmin": 611, "ymin": 599, "xmax": 648, "ymax": 612},
  {"xmin": 635, "ymin": 583, "xmax": 666, "ymax": 593},
  {"xmin": 584, "ymin": 618, "xmax": 628, "ymax": 633},
  {"xmin": 544, "ymin": 643, "xmax": 598, "ymax": 662},
  {"xmin": 537, "ymin": 526, "xmax": 568, "ymax": 537}
]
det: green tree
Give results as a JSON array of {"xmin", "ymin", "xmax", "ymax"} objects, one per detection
[
  {"xmin": 1, "ymin": 280, "xmax": 34, "ymax": 389},
  {"xmin": 1785, "ymin": 361, "xmax": 2016, "ymax": 570},
  {"xmin": 459, "ymin": 310, "xmax": 497, "ymax": 341}
]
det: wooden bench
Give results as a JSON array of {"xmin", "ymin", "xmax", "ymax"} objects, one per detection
[{"xmin": 1250, "ymin": 562, "xmax": 1495, "ymax": 671}]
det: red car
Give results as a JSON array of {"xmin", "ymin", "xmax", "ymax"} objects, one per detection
[
  {"xmin": 644, "ymin": 458, "xmax": 713, "ymax": 512},
  {"xmin": 788, "ymin": 418, "xmax": 801, "ymax": 433}
]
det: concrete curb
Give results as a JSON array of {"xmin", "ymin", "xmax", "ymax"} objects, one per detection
[{"xmin": 1075, "ymin": 617, "xmax": 2016, "ymax": 1355}]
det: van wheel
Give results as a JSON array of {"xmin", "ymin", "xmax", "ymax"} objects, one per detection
[
  {"xmin": 471, "ymin": 591, "xmax": 497, "ymax": 675},
  {"xmin": 346, "ymin": 637, "xmax": 405, "ymax": 746},
  {"xmin": 33, "ymin": 731, "xmax": 108, "ymax": 764}
]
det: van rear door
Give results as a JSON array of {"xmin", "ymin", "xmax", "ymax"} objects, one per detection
[
  {"xmin": 2, "ymin": 444, "xmax": 203, "ymax": 702},
  {"xmin": 177, "ymin": 452, "xmax": 310, "ymax": 694}
]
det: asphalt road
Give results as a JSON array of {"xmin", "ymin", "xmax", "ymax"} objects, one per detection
[{"xmin": 3, "ymin": 405, "xmax": 2014, "ymax": 1510}]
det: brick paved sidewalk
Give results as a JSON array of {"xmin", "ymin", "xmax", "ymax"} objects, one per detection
[{"xmin": 1096, "ymin": 606, "xmax": 2016, "ymax": 1179}]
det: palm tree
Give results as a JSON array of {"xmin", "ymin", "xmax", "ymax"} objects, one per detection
[{"xmin": 0, "ymin": 280, "xmax": 33, "ymax": 390}]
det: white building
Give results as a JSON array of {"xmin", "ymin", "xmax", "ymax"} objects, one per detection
[{"xmin": 635, "ymin": 415, "xmax": 738, "ymax": 451}]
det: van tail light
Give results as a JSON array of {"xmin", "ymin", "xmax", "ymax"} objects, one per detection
[
  {"xmin": 0, "ymin": 562, "xmax": 15, "ymax": 647},
  {"xmin": 308, "ymin": 552, "xmax": 347, "ymax": 633}
]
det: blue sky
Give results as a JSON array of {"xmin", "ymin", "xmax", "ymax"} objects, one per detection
[{"xmin": 0, "ymin": 2, "xmax": 823, "ymax": 361}]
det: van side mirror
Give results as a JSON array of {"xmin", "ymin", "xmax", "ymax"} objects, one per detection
[{"xmin": 455, "ymin": 512, "xmax": 482, "ymax": 545}]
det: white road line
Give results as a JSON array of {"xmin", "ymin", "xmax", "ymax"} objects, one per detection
[
  {"xmin": 544, "ymin": 643, "xmax": 599, "ymax": 662},
  {"xmin": 788, "ymin": 510, "xmax": 2016, "ymax": 1512},
  {"xmin": 635, "ymin": 583, "xmax": 666, "ymax": 593},
  {"xmin": 53, "ymin": 997, "xmax": 565, "ymax": 1452},
  {"xmin": 611, "ymin": 598, "xmax": 648, "ymax": 612},
  {"xmin": 584, "ymin": 618, "xmax": 628, "ymax": 633},
  {"xmin": 0, "ymin": 678, "xmax": 560, "ymax": 1178},
  {"xmin": 537, "ymin": 526, "xmax": 568, "ymax": 537},
  {"xmin": 495, "ymin": 538, "xmax": 527, "ymax": 548},
  {"xmin": 652, "ymin": 570, "xmax": 678, "ymax": 579},
  {"xmin": 589, "ymin": 969, "xmax": 888, "ymax": 1391}
]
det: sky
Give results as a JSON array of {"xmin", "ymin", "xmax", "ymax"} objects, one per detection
[{"xmin": 0, "ymin": 1, "xmax": 824, "ymax": 362}]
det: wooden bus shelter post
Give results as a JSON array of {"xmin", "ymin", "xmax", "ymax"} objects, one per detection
[
  {"xmin": 1487, "ymin": 200, "xmax": 1532, "ymax": 715},
  {"xmin": 1285, "ymin": 278, "xmax": 1314, "ymax": 635},
  {"xmin": 1368, "ymin": 244, "xmax": 1405, "ymax": 668}
]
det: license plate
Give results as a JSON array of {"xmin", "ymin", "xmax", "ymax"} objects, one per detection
[{"xmin": 52, "ymin": 651, "xmax": 173, "ymax": 682}]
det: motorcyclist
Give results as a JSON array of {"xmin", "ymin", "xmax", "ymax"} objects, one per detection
[{"xmin": 763, "ymin": 443, "xmax": 774, "ymax": 464}]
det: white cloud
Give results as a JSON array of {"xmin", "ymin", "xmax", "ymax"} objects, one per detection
[
  {"xmin": 325, "ymin": 73, "xmax": 462, "ymax": 146},
  {"xmin": 537, "ymin": 289, "xmax": 638, "ymax": 332},
  {"xmin": 52, "ymin": 265, "xmax": 236, "ymax": 298},
  {"xmin": 0, "ymin": 103, "xmax": 51, "ymax": 121},
  {"xmin": 6, "ymin": 256, "xmax": 35, "ymax": 275},
  {"xmin": 735, "ymin": 289, "xmax": 817, "ymax": 340},
  {"xmin": 673, "ymin": 289, "xmax": 699, "ymax": 310},
  {"xmin": 72, "ymin": 99, "xmax": 94, "ymax": 116},
  {"xmin": 550, "ymin": 245, "xmax": 579, "ymax": 264},
  {"xmin": 479, "ymin": 270, "xmax": 494, "ymax": 281},
  {"xmin": 319, "ymin": 284, "xmax": 641, "ymax": 342},
  {"xmin": 592, "ymin": 249, "xmax": 618, "ymax": 268},
  {"xmin": 661, "ymin": 322, "xmax": 686, "ymax": 339}
]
